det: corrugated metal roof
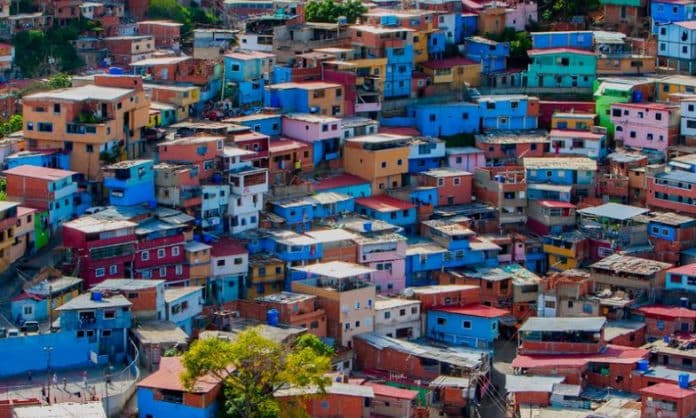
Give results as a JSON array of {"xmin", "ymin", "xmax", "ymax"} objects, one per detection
[
  {"xmin": 578, "ymin": 203, "xmax": 648, "ymax": 221},
  {"xmin": 505, "ymin": 375, "xmax": 564, "ymax": 393},
  {"xmin": 519, "ymin": 317, "xmax": 606, "ymax": 332}
]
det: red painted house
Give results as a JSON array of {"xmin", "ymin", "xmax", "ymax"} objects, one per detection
[
  {"xmin": 158, "ymin": 136, "xmax": 223, "ymax": 181},
  {"xmin": 133, "ymin": 220, "xmax": 188, "ymax": 283},
  {"xmin": 640, "ymin": 383, "xmax": 696, "ymax": 418},
  {"xmin": 62, "ymin": 216, "xmax": 138, "ymax": 286},
  {"xmin": 419, "ymin": 168, "xmax": 473, "ymax": 206},
  {"xmin": 636, "ymin": 305, "xmax": 696, "ymax": 339}
]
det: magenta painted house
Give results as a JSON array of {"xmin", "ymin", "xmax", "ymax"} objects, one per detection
[
  {"xmin": 354, "ymin": 232, "xmax": 407, "ymax": 295},
  {"xmin": 281, "ymin": 114, "xmax": 342, "ymax": 165},
  {"xmin": 611, "ymin": 102, "xmax": 680, "ymax": 154},
  {"xmin": 446, "ymin": 147, "xmax": 486, "ymax": 172}
]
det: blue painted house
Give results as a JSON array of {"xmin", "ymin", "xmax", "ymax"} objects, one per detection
[
  {"xmin": 465, "ymin": 36, "xmax": 509, "ymax": 74},
  {"xmin": 426, "ymin": 304, "xmax": 509, "ymax": 349},
  {"xmin": 138, "ymin": 356, "xmax": 221, "ymax": 418},
  {"xmin": 3, "ymin": 165, "xmax": 79, "ymax": 233},
  {"xmin": 11, "ymin": 276, "xmax": 82, "ymax": 324},
  {"xmin": 405, "ymin": 241, "xmax": 446, "ymax": 287},
  {"xmin": 224, "ymin": 51, "xmax": 276, "ymax": 106},
  {"xmin": 478, "ymin": 95, "xmax": 539, "ymax": 131},
  {"xmin": 385, "ymin": 45, "xmax": 414, "ymax": 98},
  {"xmin": 226, "ymin": 113, "xmax": 282, "ymax": 137},
  {"xmin": 407, "ymin": 136, "xmax": 446, "ymax": 173},
  {"xmin": 531, "ymin": 31, "xmax": 594, "ymax": 50},
  {"xmin": 524, "ymin": 157, "xmax": 597, "ymax": 200},
  {"xmin": 164, "ymin": 287, "xmax": 204, "ymax": 335},
  {"xmin": 651, "ymin": 0, "xmax": 696, "ymax": 34},
  {"xmin": 103, "ymin": 160, "xmax": 155, "ymax": 207},
  {"xmin": 428, "ymin": 31, "xmax": 447, "ymax": 59},
  {"xmin": 271, "ymin": 192, "xmax": 354, "ymax": 232},
  {"xmin": 355, "ymin": 196, "xmax": 418, "ymax": 235},
  {"xmin": 313, "ymin": 174, "xmax": 372, "ymax": 198},
  {"xmin": 408, "ymin": 102, "xmax": 481, "ymax": 136},
  {"xmin": 421, "ymin": 220, "xmax": 500, "ymax": 268},
  {"xmin": 5, "ymin": 150, "xmax": 71, "ymax": 170}
]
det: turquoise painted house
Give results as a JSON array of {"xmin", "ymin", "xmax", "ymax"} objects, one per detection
[
  {"xmin": 665, "ymin": 264, "xmax": 696, "ymax": 293},
  {"xmin": 525, "ymin": 48, "xmax": 597, "ymax": 89}
]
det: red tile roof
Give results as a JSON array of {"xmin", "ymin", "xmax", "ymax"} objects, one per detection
[
  {"xmin": 537, "ymin": 200, "xmax": 577, "ymax": 209},
  {"xmin": 362, "ymin": 382, "xmax": 419, "ymax": 400},
  {"xmin": 640, "ymin": 382, "xmax": 696, "ymax": 399},
  {"xmin": 355, "ymin": 196, "xmax": 415, "ymax": 212},
  {"xmin": 527, "ymin": 48, "xmax": 596, "ymax": 56},
  {"xmin": 11, "ymin": 293, "xmax": 43, "ymax": 302},
  {"xmin": 422, "ymin": 57, "xmax": 479, "ymax": 69},
  {"xmin": 211, "ymin": 238, "xmax": 247, "ymax": 257},
  {"xmin": 3, "ymin": 165, "xmax": 76, "ymax": 180},
  {"xmin": 432, "ymin": 304, "xmax": 510, "ymax": 318},
  {"xmin": 512, "ymin": 345, "xmax": 649, "ymax": 369},
  {"xmin": 138, "ymin": 356, "xmax": 223, "ymax": 393},
  {"xmin": 314, "ymin": 174, "xmax": 369, "ymax": 191},
  {"xmin": 637, "ymin": 305, "xmax": 696, "ymax": 320},
  {"xmin": 667, "ymin": 263, "xmax": 696, "ymax": 276}
]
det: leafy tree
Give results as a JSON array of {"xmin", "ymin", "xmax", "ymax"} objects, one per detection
[
  {"xmin": 148, "ymin": 0, "xmax": 193, "ymax": 34},
  {"xmin": 486, "ymin": 29, "xmax": 532, "ymax": 66},
  {"xmin": 181, "ymin": 328, "xmax": 333, "ymax": 418},
  {"xmin": 305, "ymin": 0, "xmax": 367, "ymax": 23},
  {"xmin": 12, "ymin": 21, "xmax": 83, "ymax": 77},
  {"xmin": 45, "ymin": 73, "xmax": 72, "ymax": 90},
  {"xmin": 0, "ymin": 114, "xmax": 22, "ymax": 137},
  {"xmin": 0, "ymin": 177, "xmax": 6, "ymax": 201},
  {"xmin": 191, "ymin": 5, "xmax": 221, "ymax": 27}
]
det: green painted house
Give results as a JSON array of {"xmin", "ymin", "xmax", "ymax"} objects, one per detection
[
  {"xmin": 593, "ymin": 77, "xmax": 657, "ymax": 136},
  {"xmin": 524, "ymin": 48, "xmax": 597, "ymax": 89}
]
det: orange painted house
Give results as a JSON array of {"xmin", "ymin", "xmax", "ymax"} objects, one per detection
[
  {"xmin": 640, "ymin": 383, "xmax": 696, "ymax": 418},
  {"xmin": 158, "ymin": 136, "xmax": 223, "ymax": 181},
  {"xmin": 22, "ymin": 75, "xmax": 150, "ymax": 179},
  {"xmin": 343, "ymin": 133, "xmax": 410, "ymax": 195},
  {"xmin": 419, "ymin": 168, "xmax": 473, "ymax": 206}
]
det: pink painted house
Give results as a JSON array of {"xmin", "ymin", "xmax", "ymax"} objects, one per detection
[
  {"xmin": 158, "ymin": 136, "xmax": 223, "ymax": 181},
  {"xmin": 281, "ymin": 114, "xmax": 341, "ymax": 165},
  {"xmin": 352, "ymin": 228, "xmax": 407, "ymax": 296},
  {"xmin": 446, "ymin": 147, "xmax": 486, "ymax": 172},
  {"xmin": 611, "ymin": 102, "xmax": 680, "ymax": 154}
]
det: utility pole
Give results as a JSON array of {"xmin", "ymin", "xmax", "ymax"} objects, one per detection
[{"xmin": 43, "ymin": 346, "xmax": 53, "ymax": 404}]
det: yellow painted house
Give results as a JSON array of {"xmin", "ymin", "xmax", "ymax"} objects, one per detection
[
  {"xmin": 246, "ymin": 254, "xmax": 285, "ymax": 299},
  {"xmin": 550, "ymin": 112, "xmax": 598, "ymax": 131},
  {"xmin": 543, "ymin": 232, "xmax": 589, "ymax": 271},
  {"xmin": 657, "ymin": 75, "xmax": 696, "ymax": 101},
  {"xmin": 421, "ymin": 57, "xmax": 482, "ymax": 88}
]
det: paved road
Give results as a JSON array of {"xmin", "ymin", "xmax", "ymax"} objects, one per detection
[{"xmin": 477, "ymin": 338, "xmax": 518, "ymax": 418}]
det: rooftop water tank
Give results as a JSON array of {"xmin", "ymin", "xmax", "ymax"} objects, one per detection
[{"xmin": 267, "ymin": 309, "xmax": 279, "ymax": 327}]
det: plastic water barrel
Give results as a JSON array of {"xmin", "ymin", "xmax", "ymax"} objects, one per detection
[
  {"xmin": 632, "ymin": 90, "xmax": 643, "ymax": 103},
  {"xmin": 267, "ymin": 309, "xmax": 280, "ymax": 326},
  {"xmin": 363, "ymin": 222, "xmax": 372, "ymax": 232},
  {"xmin": 663, "ymin": 335, "xmax": 671, "ymax": 343},
  {"xmin": 637, "ymin": 359, "xmax": 649, "ymax": 372},
  {"xmin": 91, "ymin": 292, "xmax": 103, "ymax": 302},
  {"xmin": 212, "ymin": 173, "xmax": 223, "ymax": 184},
  {"xmin": 109, "ymin": 67, "xmax": 124, "ymax": 75},
  {"xmin": 679, "ymin": 373, "xmax": 690, "ymax": 389}
]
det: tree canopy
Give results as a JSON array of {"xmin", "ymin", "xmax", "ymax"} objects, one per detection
[
  {"xmin": 305, "ymin": 0, "xmax": 367, "ymax": 23},
  {"xmin": 148, "ymin": 0, "xmax": 220, "ymax": 35},
  {"xmin": 181, "ymin": 328, "xmax": 333, "ymax": 418},
  {"xmin": 12, "ymin": 21, "xmax": 87, "ymax": 77}
]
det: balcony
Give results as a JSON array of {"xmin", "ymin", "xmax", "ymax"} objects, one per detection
[
  {"xmin": 355, "ymin": 101, "xmax": 381, "ymax": 112},
  {"xmin": 65, "ymin": 119, "xmax": 118, "ymax": 143}
]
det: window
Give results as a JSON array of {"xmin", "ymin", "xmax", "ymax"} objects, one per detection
[
  {"xmin": 109, "ymin": 265, "xmax": 117, "ymax": 275},
  {"xmin": 462, "ymin": 320, "xmax": 472, "ymax": 329},
  {"xmin": 141, "ymin": 251, "xmax": 149, "ymax": 261},
  {"xmin": 95, "ymin": 267, "xmax": 105, "ymax": 278},
  {"xmin": 437, "ymin": 317, "xmax": 446, "ymax": 325},
  {"xmin": 217, "ymin": 259, "xmax": 225, "ymax": 267},
  {"xmin": 104, "ymin": 310, "xmax": 116, "ymax": 319},
  {"xmin": 38, "ymin": 122, "xmax": 53, "ymax": 132},
  {"xmin": 26, "ymin": 122, "xmax": 33, "ymax": 131},
  {"xmin": 453, "ymin": 177, "xmax": 461, "ymax": 185},
  {"xmin": 86, "ymin": 144, "xmax": 94, "ymax": 153},
  {"xmin": 381, "ymin": 161, "xmax": 387, "ymax": 168},
  {"xmin": 175, "ymin": 265, "xmax": 183, "ymax": 275},
  {"xmin": 657, "ymin": 320, "xmax": 665, "ymax": 330},
  {"xmin": 157, "ymin": 248, "xmax": 166, "ymax": 259},
  {"xmin": 172, "ymin": 246, "xmax": 180, "ymax": 256},
  {"xmin": 411, "ymin": 307, "xmax": 418, "ymax": 315},
  {"xmin": 159, "ymin": 267, "xmax": 167, "ymax": 277},
  {"xmin": 384, "ymin": 311, "xmax": 391, "ymax": 319},
  {"xmin": 462, "ymin": 112, "xmax": 469, "ymax": 120},
  {"xmin": 231, "ymin": 64, "xmax": 240, "ymax": 71},
  {"xmin": 23, "ymin": 305, "xmax": 33, "ymax": 315},
  {"xmin": 355, "ymin": 320, "xmax": 360, "ymax": 328},
  {"xmin": 429, "ymin": 114, "xmax": 436, "ymax": 121}
]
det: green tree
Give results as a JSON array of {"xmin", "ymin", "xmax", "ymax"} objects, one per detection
[
  {"xmin": 45, "ymin": 73, "xmax": 72, "ymax": 90},
  {"xmin": 148, "ymin": 0, "xmax": 193, "ymax": 34},
  {"xmin": 181, "ymin": 329, "xmax": 332, "ymax": 418},
  {"xmin": 305, "ymin": 0, "xmax": 367, "ymax": 23}
]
